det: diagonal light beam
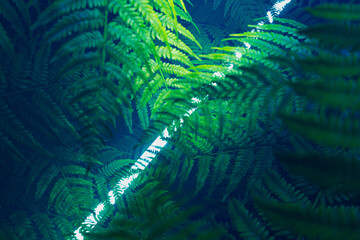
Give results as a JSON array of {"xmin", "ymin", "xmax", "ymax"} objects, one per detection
[{"xmin": 73, "ymin": 0, "xmax": 292, "ymax": 238}]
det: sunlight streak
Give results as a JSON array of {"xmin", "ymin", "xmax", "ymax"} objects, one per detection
[{"xmin": 72, "ymin": 0, "xmax": 293, "ymax": 238}]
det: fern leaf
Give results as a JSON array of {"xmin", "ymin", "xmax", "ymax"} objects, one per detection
[
  {"xmin": 223, "ymin": 151, "xmax": 254, "ymax": 202},
  {"xmin": 0, "ymin": 131, "xmax": 24, "ymax": 162},
  {"xmin": 173, "ymin": 3, "xmax": 192, "ymax": 23},
  {"xmin": 298, "ymin": 22, "xmax": 360, "ymax": 49},
  {"xmin": 249, "ymin": 147, "xmax": 274, "ymax": 182},
  {"xmin": 109, "ymin": 0, "xmax": 147, "ymax": 35},
  {"xmin": 61, "ymin": 164, "xmax": 90, "ymax": 176},
  {"xmin": 0, "ymin": 22, "xmax": 16, "ymax": 62},
  {"xmin": 165, "ymin": 30, "xmax": 200, "ymax": 60},
  {"xmin": 48, "ymin": 179, "xmax": 67, "ymax": 211},
  {"xmin": 36, "ymin": 164, "xmax": 59, "ymax": 200},
  {"xmin": 32, "ymin": 0, "xmax": 106, "ymax": 29},
  {"xmin": 0, "ymin": 99, "xmax": 50, "ymax": 156},
  {"xmin": 158, "ymin": 62, "xmax": 191, "ymax": 76},
  {"xmin": 229, "ymin": 199, "xmax": 273, "ymax": 240},
  {"xmin": 298, "ymin": 54, "xmax": 360, "ymax": 77},
  {"xmin": 275, "ymin": 151, "xmax": 360, "ymax": 192},
  {"xmin": 34, "ymin": 89, "xmax": 78, "ymax": 136},
  {"xmin": 254, "ymin": 198, "xmax": 360, "ymax": 240},
  {"xmin": 55, "ymin": 31, "xmax": 104, "ymax": 60},
  {"xmin": 208, "ymin": 153, "xmax": 230, "ymax": 196},
  {"xmin": 263, "ymin": 169, "xmax": 309, "ymax": 204},
  {"xmin": 195, "ymin": 156, "xmax": 212, "ymax": 195},
  {"xmin": 0, "ymin": 0, "xmax": 26, "ymax": 37},
  {"xmin": 280, "ymin": 112, "xmax": 360, "ymax": 148},
  {"xmin": 156, "ymin": 45, "xmax": 192, "ymax": 66},
  {"xmin": 99, "ymin": 159, "xmax": 135, "ymax": 178},
  {"xmin": 10, "ymin": 212, "xmax": 36, "ymax": 239},
  {"xmin": 189, "ymin": 134, "xmax": 214, "ymax": 154},
  {"xmin": 248, "ymin": 23, "xmax": 305, "ymax": 39},
  {"xmin": 44, "ymin": 9, "xmax": 104, "ymax": 42},
  {"xmin": 175, "ymin": 156, "xmax": 192, "ymax": 186},
  {"xmin": 53, "ymin": 216, "xmax": 74, "ymax": 238},
  {"xmin": 159, "ymin": 14, "xmax": 201, "ymax": 49},
  {"xmin": 141, "ymin": 76, "xmax": 165, "ymax": 109},
  {"xmin": 289, "ymin": 78, "xmax": 360, "ymax": 110},
  {"xmin": 121, "ymin": 104, "xmax": 133, "ymax": 134},
  {"xmin": 307, "ymin": 4, "xmax": 360, "ymax": 20},
  {"xmin": 136, "ymin": 102, "xmax": 150, "ymax": 129},
  {"xmin": 230, "ymin": 31, "xmax": 300, "ymax": 50},
  {"xmin": 57, "ymin": 51, "xmax": 101, "ymax": 79},
  {"xmin": 31, "ymin": 213, "xmax": 57, "ymax": 239},
  {"xmin": 132, "ymin": 0, "xmax": 170, "ymax": 50}
]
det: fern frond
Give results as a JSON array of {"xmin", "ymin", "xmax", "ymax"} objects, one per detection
[
  {"xmin": 158, "ymin": 62, "xmax": 191, "ymax": 76},
  {"xmin": 33, "ymin": 89, "xmax": 78, "ymax": 137},
  {"xmin": 121, "ymin": 104, "xmax": 134, "ymax": 134},
  {"xmin": 307, "ymin": 4, "xmax": 360, "ymax": 20},
  {"xmin": 44, "ymin": 9, "xmax": 104, "ymax": 42},
  {"xmin": 140, "ymin": 76, "xmax": 164, "ymax": 109},
  {"xmin": 0, "ymin": 22, "xmax": 16, "ymax": 62},
  {"xmin": 0, "ymin": 131, "xmax": 24, "ymax": 162},
  {"xmin": 248, "ymin": 23, "xmax": 305, "ymax": 39},
  {"xmin": 289, "ymin": 78, "xmax": 360, "ymax": 110},
  {"xmin": 173, "ymin": 2, "xmax": 193, "ymax": 23},
  {"xmin": 156, "ymin": 45, "xmax": 192, "ymax": 66},
  {"xmin": 10, "ymin": 212, "xmax": 37, "ymax": 239},
  {"xmin": 194, "ymin": 155, "xmax": 212, "ymax": 195},
  {"xmin": 32, "ymin": 0, "xmax": 106, "ymax": 29},
  {"xmin": 34, "ymin": 163, "xmax": 59, "ymax": 199},
  {"xmin": 55, "ymin": 31, "xmax": 104, "ymax": 60},
  {"xmin": 159, "ymin": 14, "xmax": 201, "ymax": 49},
  {"xmin": 280, "ymin": 112, "xmax": 360, "ymax": 148},
  {"xmin": 97, "ymin": 148, "xmax": 136, "ymax": 178},
  {"xmin": 223, "ymin": 150, "xmax": 255, "ymax": 202},
  {"xmin": 298, "ymin": 54, "xmax": 360, "ymax": 77},
  {"xmin": 132, "ymin": 0, "xmax": 170, "ymax": 49},
  {"xmin": 298, "ymin": 22, "xmax": 360, "ymax": 49},
  {"xmin": 254, "ymin": 198, "xmax": 360, "ymax": 240},
  {"xmin": 229, "ymin": 198, "xmax": 273, "ymax": 240},
  {"xmin": 272, "ymin": 17, "xmax": 307, "ymax": 29},
  {"xmin": 109, "ymin": 0, "xmax": 146, "ymax": 35},
  {"xmin": 179, "ymin": 156, "xmax": 194, "ymax": 186},
  {"xmin": 57, "ymin": 51, "xmax": 102, "ymax": 79},
  {"xmin": 53, "ymin": 216, "xmax": 74, "ymax": 238},
  {"xmin": 263, "ymin": 169, "xmax": 310, "ymax": 204},
  {"xmin": 165, "ymin": 30, "xmax": 200, "ymax": 59},
  {"xmin": 207, "ymin": 153, "xmax": 230, "ymax": 196},
  {"xmin": 0, "ymin": 99, "xmax": 50, "ymax": 156},
  {"xmin": 0, "ymin": 0, "xmax": 26, "ymax": 37},
  {"xmin": 32, "ymin": 213, "xmax": 58, "ymax": 239},
  {"xmin": 230, "ymin": 31, "xmax": 300, "ymax": 50},
  {"xmin": 275, "ymin": 151, "xmax": 360, "ymax": 193},
  {"xmin": 136, "ymin": 102, "xmax": 150, "ymax": 129},
  {"xmin": 248, "ymin": 147, "xmax": 274, "ymax": 183}
]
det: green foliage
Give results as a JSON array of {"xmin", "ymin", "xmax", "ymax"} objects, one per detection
[
  {"xmin": 249, "ymin": 3, "xmax": 360, "ymax": 240},
  {"xmin": 276, "ymin": 151, "xmax": 360, "ymax": 193},
  {"xmin": 229, "ymin": 198, "xmax": 273, "ymax": 240},
  {"xmin": 85, "ymin": 166, "xmax": 225, "ymax": 240},
  {"xmin": 0, "ymin": 0, "xmax": 198, "ymax": 238},
  {"xmin": 254, "ymin": 197, "xmax": 360, "ymax": 240},
  {"xmin": 1, "ymin": 1, "xmax": 359, "ymax": 240}
]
